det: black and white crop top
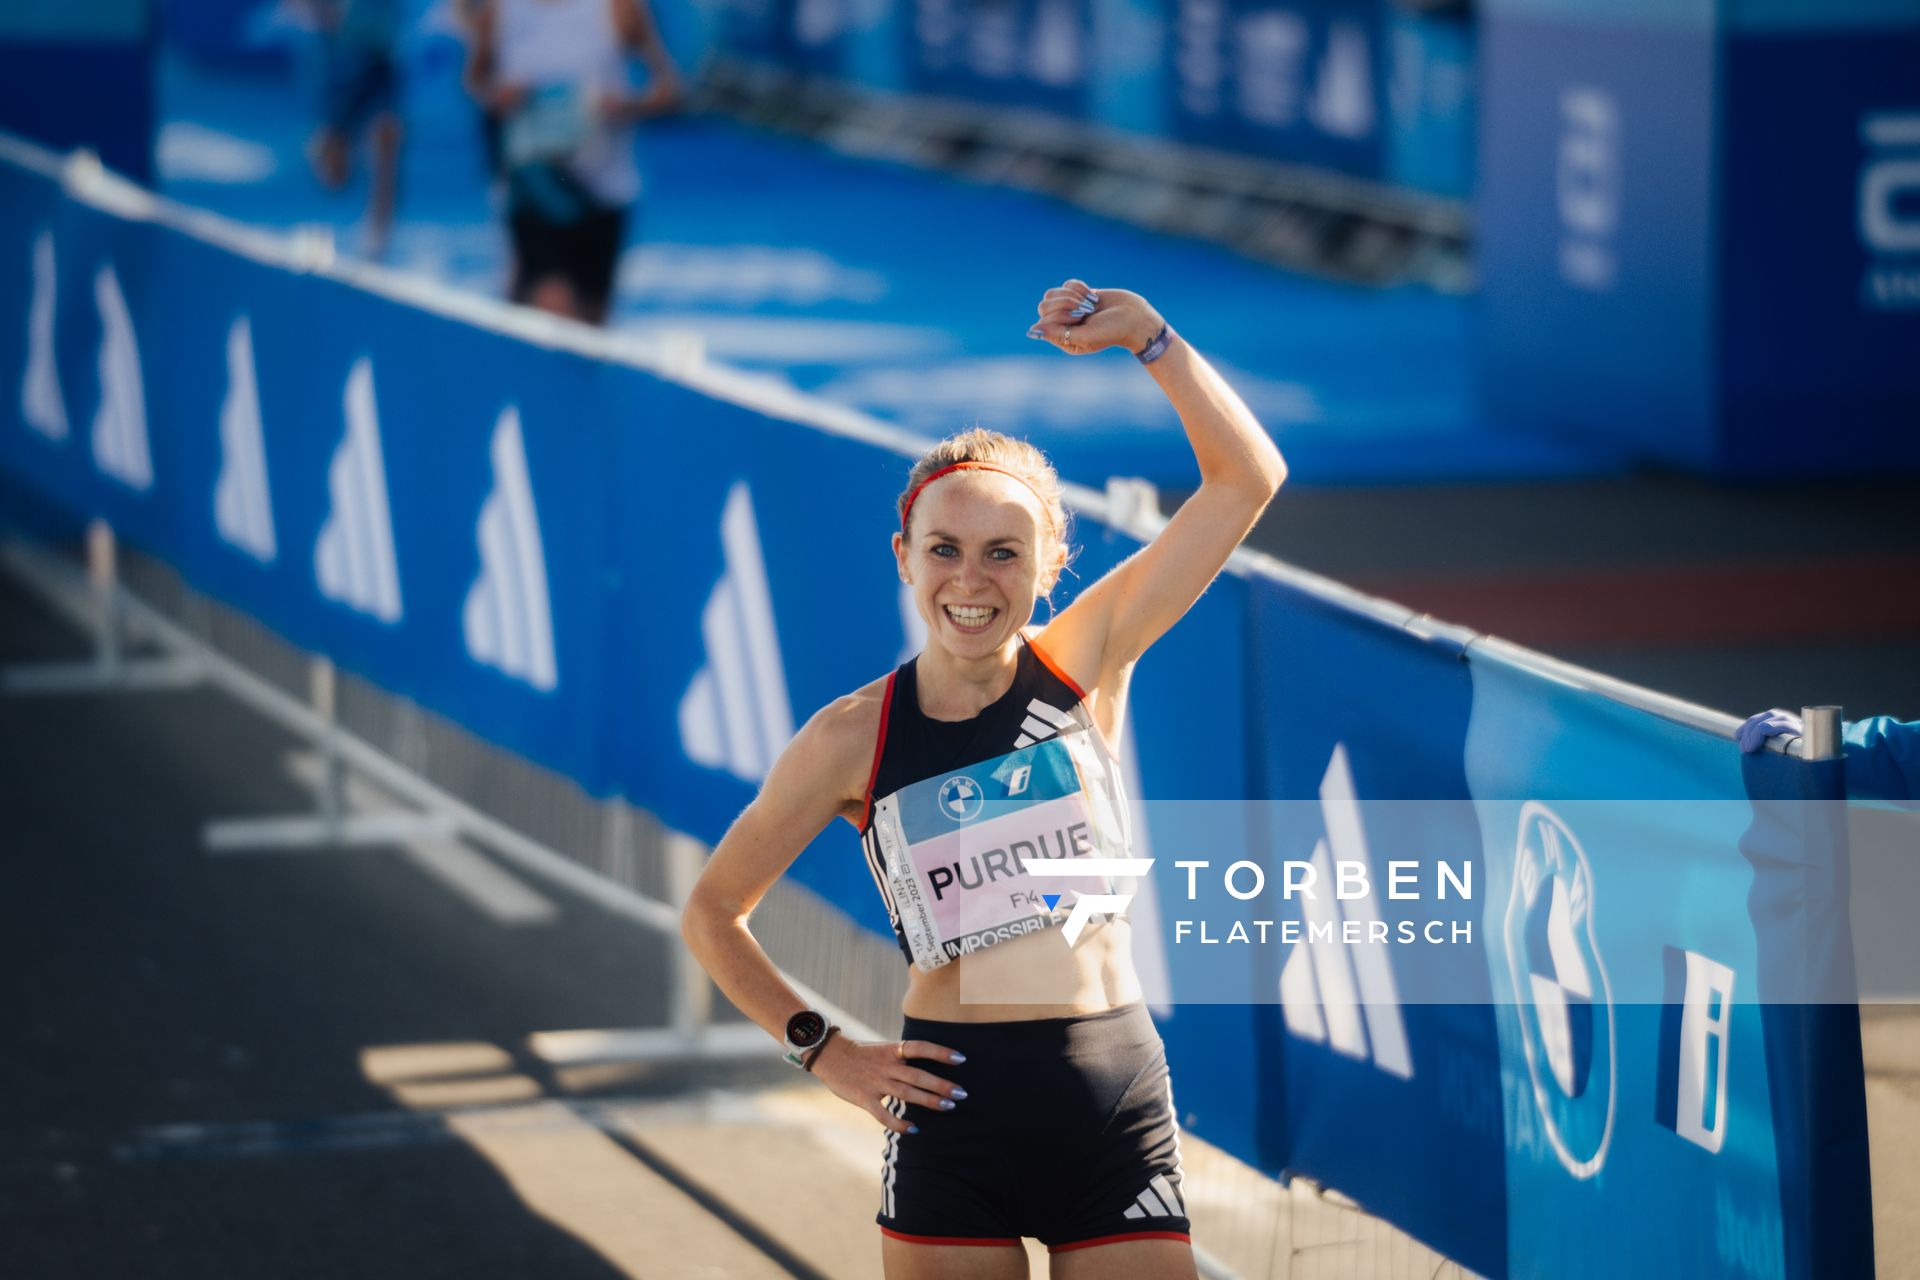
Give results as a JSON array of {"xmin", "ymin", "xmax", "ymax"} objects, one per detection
[{"xmin": 857, "ymin": 635, "xmax": 1133, "ymax": 971}]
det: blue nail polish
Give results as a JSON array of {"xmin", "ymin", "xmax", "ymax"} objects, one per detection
[
  {"xmin": 907, "ymin": 1124, "xmax": 919, "ymax": 1134},
  {"xmin": 950, "ymin": 1052, "xmax": 967, "ymax": 1064},
  {"xmin": 1087, "ymin": 291, "xmax": 1100, "ymax": 303},
  {"xmin": 950, "ymin": 1087, "xmax": 969, "ymax": 1101},
  {"xmin": 1070, "ymin": 304, "xmax": 1092, "ymax": 318},
  {"xmin": 1026, "ymin": 324, "xmax": 1045, "ymax": 340},
  {"xmin": 939, "ymin": 1099, "xmax": 956, "ymax": 1111}
]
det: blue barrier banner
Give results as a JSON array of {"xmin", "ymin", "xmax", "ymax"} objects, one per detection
[
  {"xmin": 1384, "ymin": 6, "xmax": 1474, "ymax": 199},
  {"xmin": 1245, "ymin": 576, "xmax": 1506, "ymax": 1277},
  {"xmin": 906, "ymin": 0, "xmax": 1093, "ymax": 117},
  {"xmin": 2, "ymin": 159, "xmax": 620, "ymax": 793},
  {"xmin": 603, "ymin": 377, "xmax": 914, "ymax": 930},
  {"xmin": 1167, "ymin": 0, "xmax": 1390, "ymax": 180},
  {"xmin": 713, "ymin": 0, "xmax": 1473, "ymax": 193},
  {"xmin": 1464, "ymin": 649, "xmax": 1869, "ymax": 1279},
  {"xmin": 722, "ymin": 0, "xmax": 872, "ymax": 77}
]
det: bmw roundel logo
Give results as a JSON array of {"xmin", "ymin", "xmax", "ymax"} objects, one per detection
[
  {"xmin": 1505, "ymin": 801, "xmax": 1615, "ymax": 1180},
  {"xmin": 937, "ymin": 775, "xmax": 984, "ymax": 822}
]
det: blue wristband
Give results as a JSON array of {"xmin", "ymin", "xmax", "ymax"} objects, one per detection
[{"xmin": 1135, "ymin": 324, "xmax": 1174, "ymax": 365}]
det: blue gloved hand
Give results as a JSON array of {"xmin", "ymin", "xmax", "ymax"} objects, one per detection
[{"xmin": 1738, "ymin": 709, "xmax": 1803, "ymax": 754}]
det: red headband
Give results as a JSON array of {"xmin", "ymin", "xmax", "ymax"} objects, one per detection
[{"xmin": 899, "ymin": 461, "xmax": 1058, "ymax": 537}]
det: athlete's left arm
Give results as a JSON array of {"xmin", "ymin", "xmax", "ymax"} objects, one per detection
[
  {"xmin": 609, "ymin": 0, "xmax": 683, "ymax": 119},
  {"xmin": 1034, "ymin": 282, "xmax": 1287, "ymax": 683}
]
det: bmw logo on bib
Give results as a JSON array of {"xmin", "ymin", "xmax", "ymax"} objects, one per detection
[
  {"xmin": 1505, "ymin": 802, "xmax": 1615, "ymax": 1179},
  {"xmin": 937, "ymin": 775, "xmax": 984, "ymax": 823}
]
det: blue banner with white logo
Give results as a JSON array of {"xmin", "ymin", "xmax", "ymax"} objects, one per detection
[
  {"xmin": 1166, "ymin": 0, "xmax": 1390, "ymax": 179},
  {"xmin": 905, "ymin": 0, "xmax": 1093, "ymax": 118},
  {"xmin": 709, "ymin": 0, "xmax": 1472, "ymax": 194},
  {"xmin": 1244, "ymin": 577, "xmax": 1507, "ymax": 1277},
  {"xmin": 1477, "ymin": 3, "xmax": 1920, "ymax": 477},
  {"xmin": 1464, "ymin": 647, "xmax": 1871, "ymax": 1278}
]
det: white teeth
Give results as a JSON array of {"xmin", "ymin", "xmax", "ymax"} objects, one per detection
[{"xmin": 945, "ymin": 606, "xmax": 995, "ymax": 625}]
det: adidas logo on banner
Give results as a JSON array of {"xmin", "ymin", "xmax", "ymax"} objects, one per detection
[
  {"xmin": 678, "ymin": 482, "xmax": 794, "ymax": 781},
  {"xmin": 314, "ymin": 357, "xmax": 403, "ymax": 622},
  {"xmin": 21, "ymin": 230, "xmax": 67, "ymax": 441},
  {"xmin": 462, "ymin": 406, "xmax": 557, "ymax": 691},
  {"xmin": 1277, "ymin": 744, "xmax": 1413, "ymax": 1080},
  {"xmin": 213, "ymin": 316, "xmax": 277, "ymax": 563},
  {"xmin": 1309, "ymin": 22, "xmax": 1376, "ymax": 141},
  {"xmin": 90, "ymin": 265, "xmax": 151, "ymax": 490}
]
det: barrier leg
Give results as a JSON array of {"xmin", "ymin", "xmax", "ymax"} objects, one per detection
[
  {"xmin": 526, "ymin": 831, "xmax": 769, "ymax": 1066},
  {"xmin": 203, "ymin": 655, "xmax": 456, "ymax": 852},
  {"xmin": 2, "ymin": 521, "xmax": 205, "ymax": 695}
]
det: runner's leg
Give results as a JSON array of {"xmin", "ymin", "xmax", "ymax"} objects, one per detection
[{"xmin": 883, "ymin": 1235, "xmax": 1029, "ymax": 1280}]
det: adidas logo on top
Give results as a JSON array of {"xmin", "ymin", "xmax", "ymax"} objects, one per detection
[
  {"xmin": 213, "ymin": 316, "xmax": 277, "ymax": 563},
  {"xmin": 462, "ymin": 406, "xmax": 557, "ymax": 691},
  {"xmin": 1014, "ymin": 697, "xmax": 1077, "ymax": 749},
  {"xmin": 21, "ymin": 230, "xmax": 67, "ymax": 441},
  {"xmin": 678, "ymin": 482, "xmax": 794, "ymax": 781},
  {"xmin": 90, "ymin": 264, "xmax": 151, "ymax": 490},
  {"xmin": 1277, "ymin": 744, "xmax": 1413, "ymax": 1081},
  {"xmin": 314, "ymin": 357, "xmax": 403, "ymax": 622}
]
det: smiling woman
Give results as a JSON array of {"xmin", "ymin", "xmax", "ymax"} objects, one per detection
[{"xmin": 680, "ymin": 280, "xmax": 1286, "ymax": 1280}]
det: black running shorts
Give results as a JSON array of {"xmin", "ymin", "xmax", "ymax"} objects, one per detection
[{"xmin": 877, "ymin": 1002, "xmax": 1192, "ymax": 1254}]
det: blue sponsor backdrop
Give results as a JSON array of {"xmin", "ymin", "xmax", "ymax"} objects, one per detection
[
  {"xmin": 1477, "ymin": 0, "xmax": 1920, "ymax": 477},
  {"xmin": 1166, "ymin": 0, "xmax": 1389, "ymax": 179},
  {"xmin": 713, "ymin": 0, "xmax": 1472, "ymax": 194},
  {"xmin": 905, "ymin": 0, "xmax": 1093, "ymax": 118},
  {"xmin": 0, "ymin": 149, "xmax": 1871, "ymax": 1277}
]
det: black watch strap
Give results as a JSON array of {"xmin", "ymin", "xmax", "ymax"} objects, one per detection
[{"xmin": 801, "ymin": 1025, "xmax": 840, "ymax": 1073}]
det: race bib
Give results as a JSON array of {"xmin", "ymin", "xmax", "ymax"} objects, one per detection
[
  {"xmin": 504, "ymin": 83, "xmax": 592, "ymax": 169},
  {"xmin": 869, "ymin": 732, "xmax": 1128, "ymax": 972}
]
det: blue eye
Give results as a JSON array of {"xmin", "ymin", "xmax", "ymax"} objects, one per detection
[
  {"xmin": 931, "ymin": 544, "xmax": 959, "ymax": 558},
  {"xmin": 990, "ymin": 548, "xmax": 1017, "ymax": 561}
]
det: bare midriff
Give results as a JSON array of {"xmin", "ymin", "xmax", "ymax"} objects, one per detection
[{"xmin": 899, "ymin": 918, "xmax": 1143, "ymax": 1021}]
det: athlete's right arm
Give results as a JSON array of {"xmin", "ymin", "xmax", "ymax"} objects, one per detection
[{"xmin": 680, "ymin": 685, "xmax": 965, "ymax": 1133}]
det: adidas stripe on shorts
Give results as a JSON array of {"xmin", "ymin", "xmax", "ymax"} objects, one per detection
[{"xmin": 878, "ymin": 1002, "xmax": 1191, "ymax": 1253}]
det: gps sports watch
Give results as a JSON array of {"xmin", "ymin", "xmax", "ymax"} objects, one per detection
[{"xmin": 783, "ymin": 1008, "xmax": 833, "ymax": 1069}]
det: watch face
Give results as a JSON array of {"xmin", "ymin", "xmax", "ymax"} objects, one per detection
[{"xmin": 786, "ymin": 1010, "xmax": 827, "ymax": 1048}]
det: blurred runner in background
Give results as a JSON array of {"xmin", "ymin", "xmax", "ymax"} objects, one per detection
[
  {"xmin": 304, "ymin": 0, "xmax": 405, "ymax": 259},
  {"xmin": 452, "ymin": 0, "xmax": 506, "ymax": 186},
  {"xmin": 463, "ymin": 0, "xmax": 683, "ymax": 325}
]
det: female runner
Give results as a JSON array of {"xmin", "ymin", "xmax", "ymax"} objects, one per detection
[{"xmin": 681, "ymin": 280, "xmax": 1286, "ymax": 1279}]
